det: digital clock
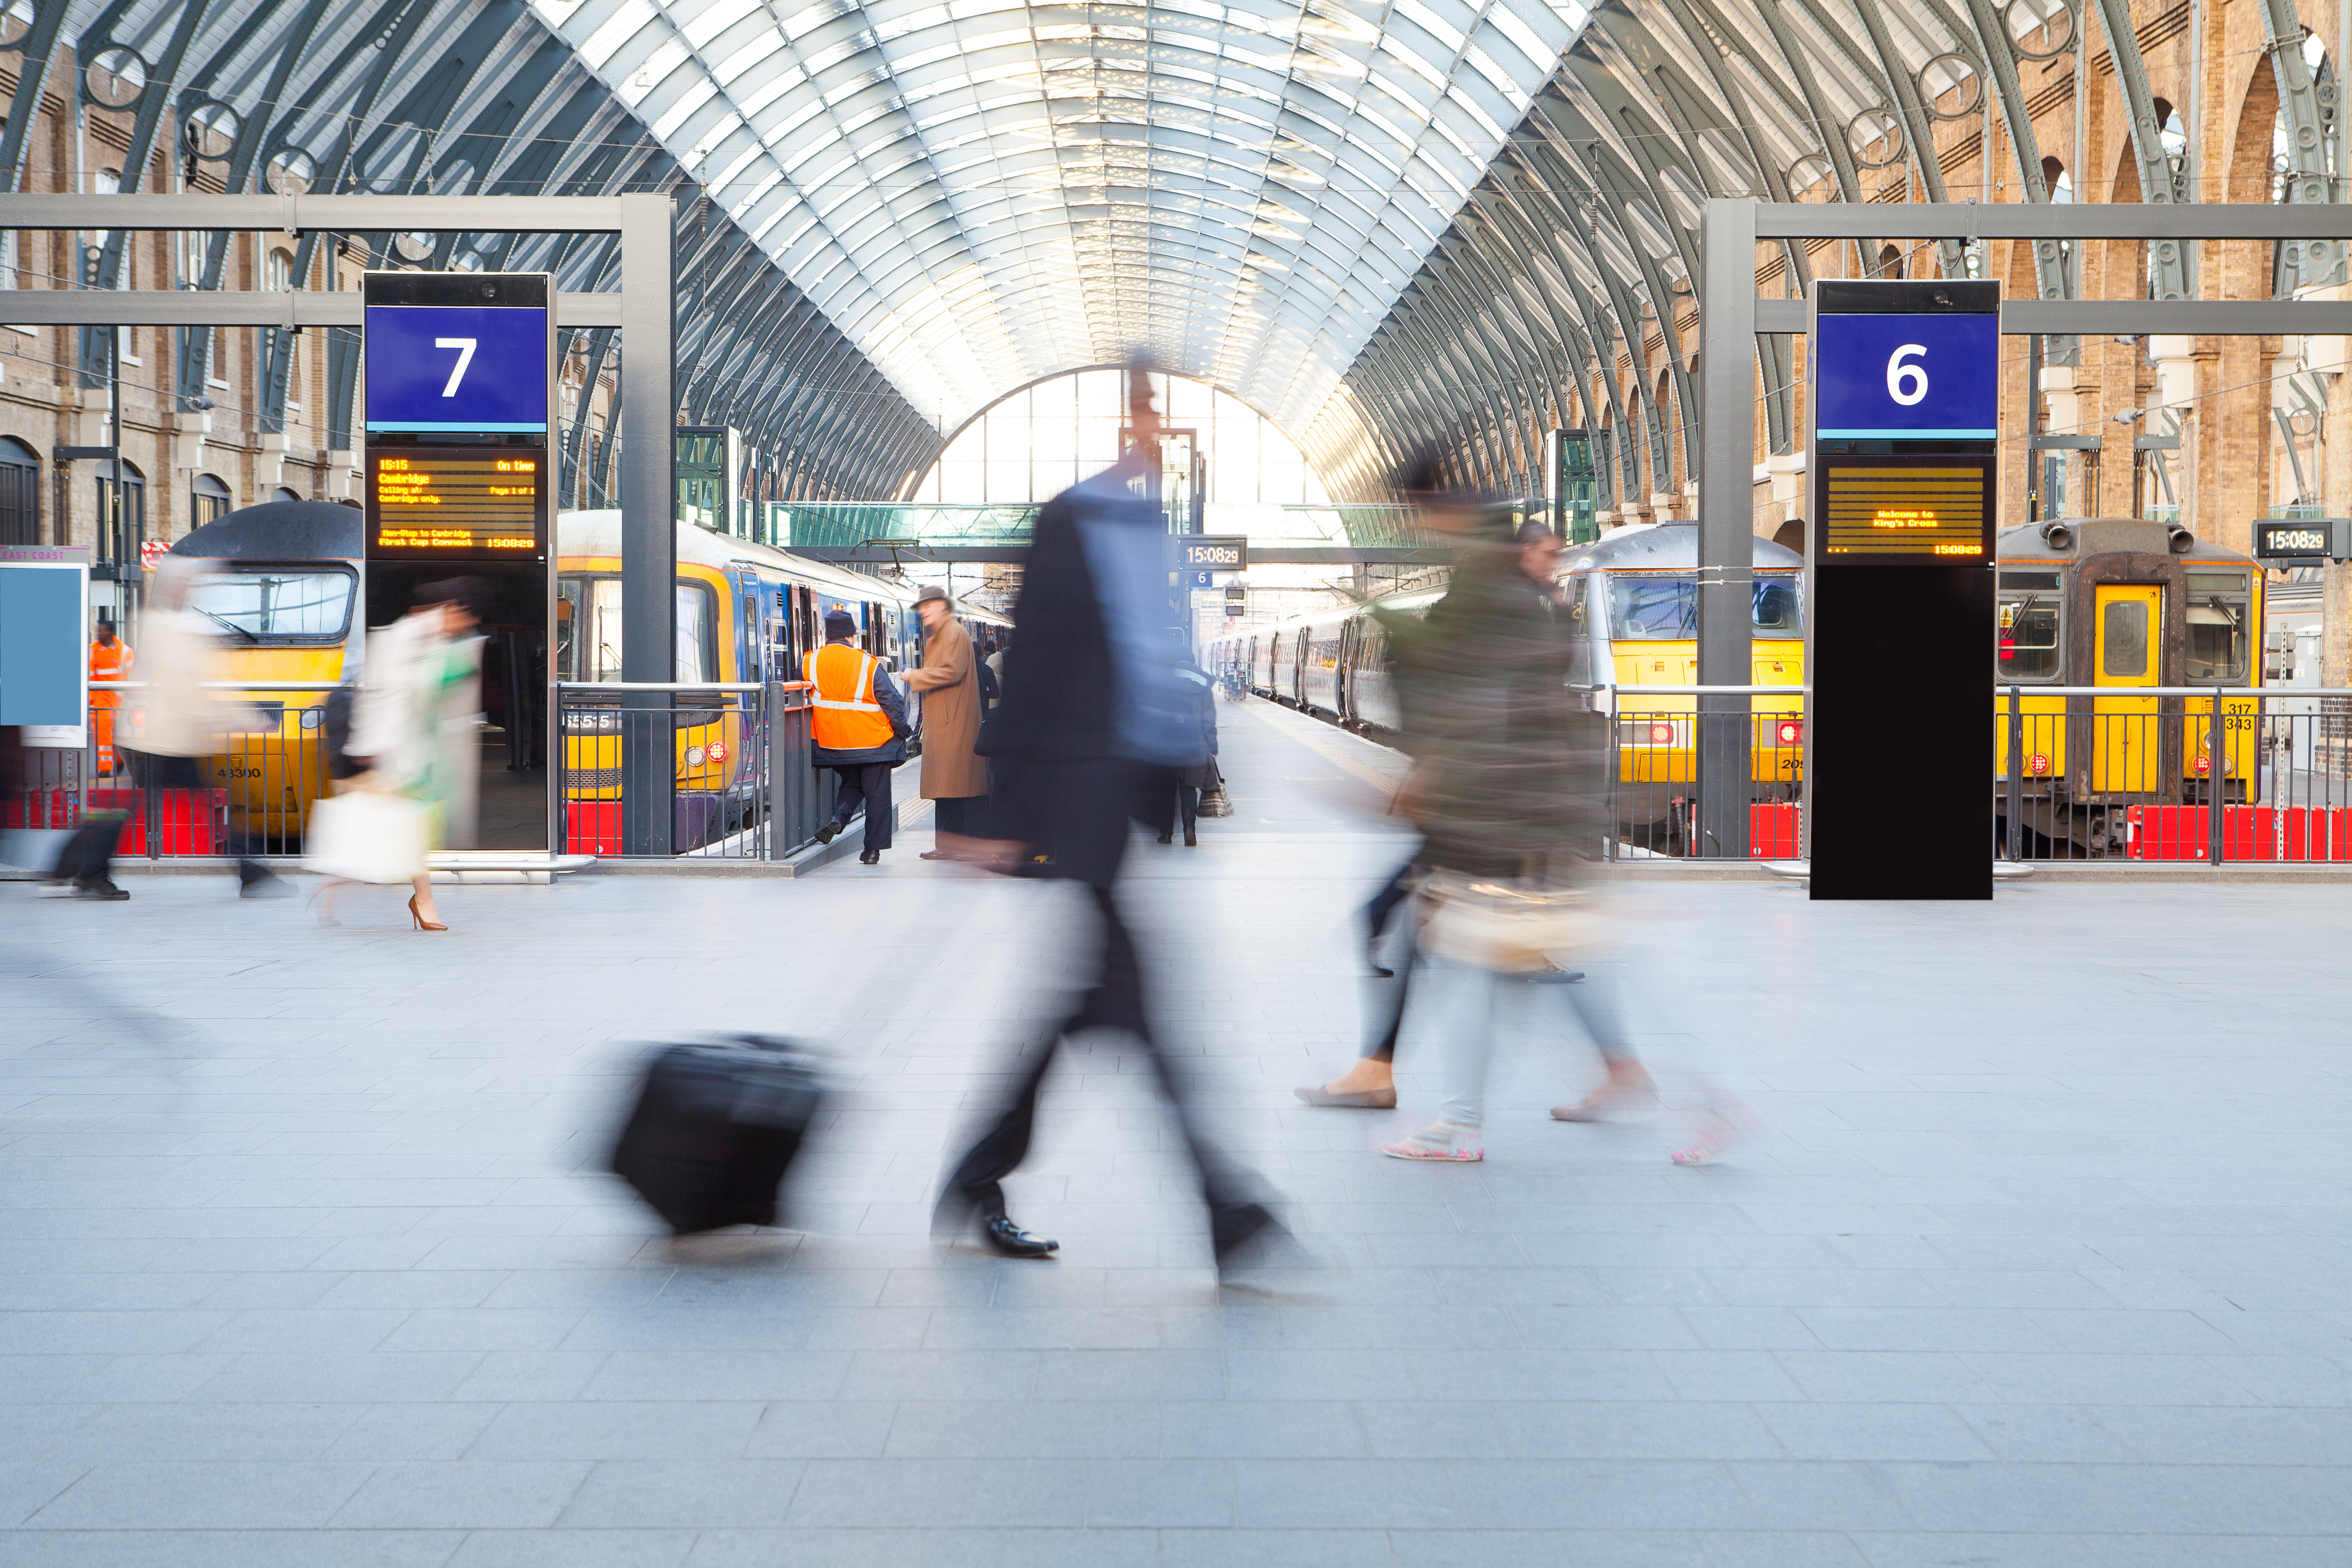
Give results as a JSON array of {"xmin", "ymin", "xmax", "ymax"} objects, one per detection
[{"xmin": 2253, "ymin": 520, "xmax": 2350, "ymax": 560}]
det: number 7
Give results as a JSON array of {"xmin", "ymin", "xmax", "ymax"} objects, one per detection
[{"xmin": 434, "ymin": 336, "xmax": 477, "ymax": 397}]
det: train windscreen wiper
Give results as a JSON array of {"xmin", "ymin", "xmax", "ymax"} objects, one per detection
[{"xmin": 193, "ymin": 605, "xmax": 260, "ymax": 643}]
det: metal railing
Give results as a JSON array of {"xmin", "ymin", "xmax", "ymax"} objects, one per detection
[
  {"xmin": 1584, "ymin": 685, "xmax": 1808, "ymax": 861},
  {"xmin": 554, "ymin": 680, "xmax": 839, "ymax": 860},
  {"xmin": 1588, "ymin": 682, "xmax": 2352, "ymax": 867},
  {"xmin": 5, "ymin": 679, "xmax": 852, "ymax": 865},
  {"xmin": 1997, "ymin": 685, "xmax": 2352, "ymax": 864}
]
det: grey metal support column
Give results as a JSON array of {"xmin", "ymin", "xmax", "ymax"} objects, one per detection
[
  {"xmin": 619, "ymin": 190, "xmax": 677, "ymax": 856},
  {"xmin": 1697, "ymin": 199, "xmax": 1756, "ymax": 861}
]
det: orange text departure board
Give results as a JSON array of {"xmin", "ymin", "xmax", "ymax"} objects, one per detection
[
  {"xmin": 1818, "ymin": 455, "xmax": 1995, "ymax": 562},
  {"xmin": 370, "ymin": 452, "xmax": 542, "ymax": 555}
]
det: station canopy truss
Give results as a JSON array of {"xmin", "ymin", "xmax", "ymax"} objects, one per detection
[{"xmin": 28, "ymin": 0, "xmax": 2337, "ymax": 518}]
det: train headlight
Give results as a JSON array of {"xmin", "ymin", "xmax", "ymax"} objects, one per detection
[
  {"xmin": 1648, "ymin": 722, "xmax": 1674, "ymax": 745},
  {"xmin": 2027, "ymin": 753, "xmax": 2051, "ymax": 776},
  {"xmin": 1775, "ymin": 720, "xmax": 1802, "ymax": 746},
  {"xmin": 2193, "ymin": 753, "xmax": 2210, "ymax": 775},
  {"xmin": 706, "ymin": 740, "xmax": 728, "ymax": 763},
  {"xmin": 685, "ymin": 745, "xmax": 707, "ymax": 767},
  {"xmin": 299, "ymin": 708, "xmax": 324, "ymax": 730}
]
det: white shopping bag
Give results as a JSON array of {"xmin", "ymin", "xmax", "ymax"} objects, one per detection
[{"xmin": 306, "ymin": 791, "xmax": 429, "ymax": 884}]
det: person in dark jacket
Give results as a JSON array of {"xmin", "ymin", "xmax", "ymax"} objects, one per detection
[
  {"xmin": 1154, "ymin": 655, "xmax": 1218, "ymax": 846},
  {"xmin": 806, "ymin": 610, "xmax": 908, "ymax": 865},
  {"xmin": 934, "ymin": 374, "xmax": 1281, "ymax": 1272}
]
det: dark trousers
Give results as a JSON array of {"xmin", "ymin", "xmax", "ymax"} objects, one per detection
[
  {"xmin": 1150, "ymin": 785, "xmax": 1199, "ymax": 840},
  {"xmin": 949, "ymin": 883, "xmax": 1239, "ymax": 1217},
  {"xmin": 828, "ymin": 763, "xmax": 892, "ymax": 851},
  {"xmin": 121, "ymin": 750, "xmax": 277, "ymax": 887},
  {"xmin": 933, "ymin": 794, "xmax": 985, "ymax": 837},
  {"xmin": 1361, "ymin": 857, "xmax": 1419, "ymax": 1062}
]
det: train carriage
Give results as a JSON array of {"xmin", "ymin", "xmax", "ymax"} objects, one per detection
[{"xmin": 1994, "ymin": 517, "xmax": 2262, "ymax": 855}]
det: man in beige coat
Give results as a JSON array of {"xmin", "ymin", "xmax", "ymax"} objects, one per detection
[{"xmin": 900, "ymin": 585, "xmax": 988, "ymax": 859}]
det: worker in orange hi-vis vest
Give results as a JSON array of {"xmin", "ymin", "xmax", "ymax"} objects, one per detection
[
  {"xmin": 88, "ymin": 617, "xmax": 132, "ymax": 774},
  {"xmin": 802, "ymin": 609, "xmax": 908, "ymax": 865}
]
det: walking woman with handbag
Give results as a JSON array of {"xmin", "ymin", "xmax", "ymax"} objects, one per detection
[
  {"xmin": 309, "ymin": 579, "xmax": 486, "ymax": 929},
  {"xmin": 1372, "ymin": 507, "xmax": 1641, "ymax": 1162}
]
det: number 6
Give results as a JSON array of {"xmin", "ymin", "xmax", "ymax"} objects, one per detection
[{"xmin": 1887, "ymin": 343, "xmax": 1928, "ymax": 406}]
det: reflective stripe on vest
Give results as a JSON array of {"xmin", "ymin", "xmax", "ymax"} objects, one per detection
[{"xmin": 803, "ymin": 643, "xmax": 894, "ymax": 750}]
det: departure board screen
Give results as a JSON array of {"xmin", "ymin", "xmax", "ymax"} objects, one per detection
[
  {"xmin": 1818, "ymin": 456, "xmax": 1995, "ymax": 562},
  {"xmin": 369, "ymin": 451, "xmax": 542, "ymax": 557}
]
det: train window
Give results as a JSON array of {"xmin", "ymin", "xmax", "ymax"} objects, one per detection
[
  {"xmin": 1610, "ymin": 575, "xmax": 1698, "ymax": 640},
  {"xmin": 1998, "ymin": 596, "xmax": 2061, "ymax": 680},
  {"xmin": 1752, "ymin": 576, "xmax": 1803, "ymax": 635},
  {"xmin": 676, "ymin": 583, "xmax": 720, "ymax": 683},
  {"xmin": 553, "ymin": 577, "xmax": 719, "ymax": 683},
  {"xmin": 2101, "ymin": 600, "xmax": 2149, "ymax": 678},
  {"xmin": 2185, "ymin": 596, "xmax": 2249, "ymax": 682},
  {"xmin": 188, "ymin": 567, "xmax": 354, "ymax": 642}
]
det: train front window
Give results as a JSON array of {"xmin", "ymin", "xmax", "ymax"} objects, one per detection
[
  {"xmin": 2184, "ymin": 573, "xmax": 2250, "ymax": 682},
  {"xmin": 1998, "ymin": 597, "xmax": 2061, "ymax": 680},
  {"xmin": 1609, "ymin": 574, "xmax": 1802, "ymax": 640},
  {"xmin": 554, "ymin": 578, "xmax": 720, "ymax": 683},
  {"xmin": 1753, "ymin": 576, "xmax": 1803, "ymax": 636},
  {"xmin": 1610, "ymin": 575, "xmax": 1697, "ymax": 640},
  {"xmin": 188, "ymin": 567, "xmax": 353, "ymax": 643}
]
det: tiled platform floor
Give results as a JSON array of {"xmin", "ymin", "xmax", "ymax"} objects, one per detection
[{"xmin": 0, "ymin": 698, "xmax": 2345, "ymax": 1566}]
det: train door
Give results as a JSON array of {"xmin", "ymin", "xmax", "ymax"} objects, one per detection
[{"xmin": 2093, "ymin": 584, "xmax": 2161, "ymax": 794}]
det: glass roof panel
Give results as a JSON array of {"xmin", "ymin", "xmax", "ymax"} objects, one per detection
[{"xmin": 531, "ymin": 0, "xmax": 1580, "ymax": 437}]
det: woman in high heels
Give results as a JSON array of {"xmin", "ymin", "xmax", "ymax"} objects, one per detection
[{"xmin": 329, "ymin": 579, "xmax": 486, "ymax": 930}]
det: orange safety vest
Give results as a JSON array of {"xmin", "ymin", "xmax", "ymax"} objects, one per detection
[
  {"xmin": 802, "ymin": 642, "xmax": 894, "ymax": 752},
  {"xmin": 88, "ymin": 639, "xmax": 130, "ymax": 707}
]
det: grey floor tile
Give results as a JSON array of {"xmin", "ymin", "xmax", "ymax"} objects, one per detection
[
  {"xmin": 331, "ymin": 1462, "xmax": 593, "ymax": 1529},
  {"xmin": 9, "ymin": 779, "xmax": 2351, "ymax": 1562}
]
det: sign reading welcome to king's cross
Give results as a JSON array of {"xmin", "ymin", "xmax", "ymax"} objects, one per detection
[
  {"xmin": 1813, "ymin": 312, "xmax": 2000, "ymax": 441},
  {"xmin": 364, "ymin": 305, "xmax": 551, "ymax": 433}
]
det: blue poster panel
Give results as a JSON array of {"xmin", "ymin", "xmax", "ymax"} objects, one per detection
[
  {"xmin": 1814, "ymin": 312, "xmax": 1999, "ymax": 440},
  {"xmin": 365, "ymin": 305, "xmax": 549, "ymax": 433}
]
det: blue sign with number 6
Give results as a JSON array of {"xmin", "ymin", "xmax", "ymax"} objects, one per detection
[
  {"xmin": 1814, "ymin": 312, "xmax": 1999, "ymax": 439},
  {"xmin": 365, "ymin": 305, "xmax": 549, "ymax": 433}
]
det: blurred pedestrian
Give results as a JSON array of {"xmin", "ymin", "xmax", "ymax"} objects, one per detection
[
  {"xmin": 806, "ymin": 609, "xmax": 908, "ymax": 866},
  {"xmin": 1370, "ymin": 502, "xmax": 1639, "ymax": 1162},
  {"xmin": 900, "ymin": 585, "xmax": 988, "ymax": 860},
  {"xmin": 985, "ymin": 632, "xmax": 1009, "ymax": 709},
  {"xmin": 935, "ymin": 372, "xmax": 1280, "ymax": 1272},
  {"xmin": 317, "ymin": 577, "xmax": 487, "ymax": 928},
  {"xmin": 1293, "ymin": 854, "xmax": 1419, "ymax": 1107},
  {"xmin": 87, "ymin": 616, "xmax": 129, "ymax": 776},
  {"xmin": 1154, "ymin": 654, "xmax": 1217, "ymax": 846},
  {"xmin": 125, "ymin": 558, "xmax": 289, "ymax": 899}
]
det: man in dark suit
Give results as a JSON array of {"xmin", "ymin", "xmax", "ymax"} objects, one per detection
[{"xmin": 935, "ymin": 372, "xmax": 1280, "ymax": 1274}]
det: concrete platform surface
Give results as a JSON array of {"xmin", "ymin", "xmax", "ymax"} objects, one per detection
[{"xmin": 0, "ymin": 698, "xmax": 2344, "ymax": 1566}]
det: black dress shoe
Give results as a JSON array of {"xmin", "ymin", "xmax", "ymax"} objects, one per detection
[
  {"xmin": 1210, "ymin": 1201, "xmax": 1280, "ymax": 1272},
  {"xmin": 1182, "ymin": 828, "xmax": 1197, "ymax": 847},
  {"xmin": 814, "ymin": 821, "xmax": 842, "ymax": 845},
  {"xmin": 1155, "ymin": 833, "xmax": 1172, "ymax": 844},
  {"xmin": 859, "ymin": 848, "xmax": 881, "ymax": 865},
  {"xmin": 981, "ymin": 1214, "xmax": 1059, "ymax": 1258}
]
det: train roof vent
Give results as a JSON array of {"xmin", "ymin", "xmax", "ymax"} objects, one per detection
[{"xmin": 2066, "ymin": 518, "xmax": 2172, "ymax": 558}]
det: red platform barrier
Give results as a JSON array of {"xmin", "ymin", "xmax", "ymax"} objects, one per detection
[
  {"xmin": 1749, "ymin": 802, "xmax": 1802, "ymax": 859},
  {"xmin": 565, "ymin": 802, "xmax": 623, "ymax": 856},
  {"xmin": 83, "ymin": 789, "xmax": 225, "ymax": 856},
  {"xmin": 2126, "ymin": 804, "xmax": 2339, "ymax": 861}
]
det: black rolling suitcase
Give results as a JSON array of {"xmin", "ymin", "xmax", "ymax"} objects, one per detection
[{"xmin": 610, "ymin": 1035, "xmax": 823, "ymax": 1234}]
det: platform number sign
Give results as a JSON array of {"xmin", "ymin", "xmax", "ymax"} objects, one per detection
[
  {"xmin": 1814, "ymin": 312, "xmax": 1999, "ymax": 441},
  {"xmin": 365, "ymin": 303, "xmax": 550, "ymax": 433}
]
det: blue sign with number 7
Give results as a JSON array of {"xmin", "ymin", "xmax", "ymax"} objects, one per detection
[
  {"xmin": 364, "ymin": 305, "xmax": 549, "ymax": 433},
  {"xmin": 1814, "ymin": 312, "xmax": 1999, "ymax": 440}
]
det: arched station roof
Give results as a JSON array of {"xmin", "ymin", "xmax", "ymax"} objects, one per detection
[{"xmin": 20, "ymin": 0, "xmax": 2332, "ymax": 507}]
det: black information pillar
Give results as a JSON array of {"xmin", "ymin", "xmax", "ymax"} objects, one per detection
[
  {"xmin": 1809, "ymin": 280, "xmax": 1999, "ymax": 900},
  {"xmin": 361, "ymin": 271, "xmax": 556, "ymax": 852}
]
